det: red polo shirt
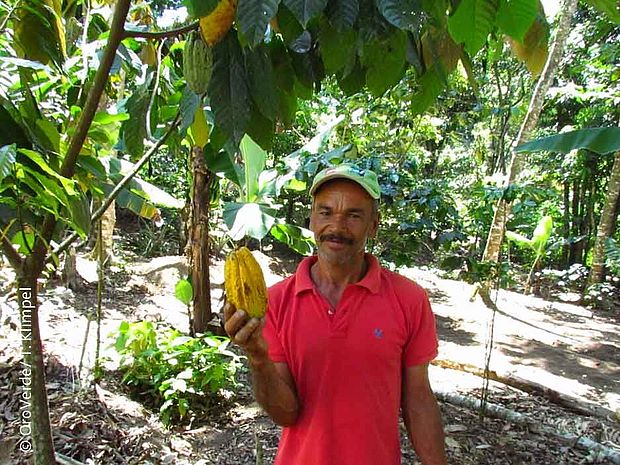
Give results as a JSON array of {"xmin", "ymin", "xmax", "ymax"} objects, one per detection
[{"xmin": 263, "ymin": 254, "xmax": 439, "ymax": 465}]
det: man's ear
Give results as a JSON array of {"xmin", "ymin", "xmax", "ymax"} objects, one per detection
[{"xmin": 369, "ymin": 212, "xmax": 380, "ymax": 238}]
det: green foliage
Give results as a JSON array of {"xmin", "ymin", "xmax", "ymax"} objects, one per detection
[
  {"xmin": 448, "ymin": 0, "xmax": 497, "ymax": 55},
  {"xmin": 237, "ymin": 0, "xmax": 280, "ymax": 46},
  {"xmin": 175, "ymin": 279, "xmax": 193, "ymax": 306},
  {"xmin": 496, "ymin": 0, "xmax": 539, "ymax": 43},
  {"xmin": 112, "ymin": 321, "xmax": 242, "ymax": 425},
  {"xmin": 516, "ymin": 127, "xmax": 620, "ymax": 155},
  {"xmin": 506, "ymin": 215, "xmax": 553, "ymax": 256},
  {"xmin": 605, "ymin": 238, "xmax": 620, "ymax": 276}
]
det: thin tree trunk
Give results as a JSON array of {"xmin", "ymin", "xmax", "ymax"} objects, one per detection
[
  {"xmin": 481, "ymin": 0, "xmax": 579, "ymax": 264},
  {"xmin": 189, "ymin": 146, "xmax": 214, "ymax": 335},
  {"xmin": 17, "ymin": 273, "xmax": 55, "ymax": 465},
  {"xmin": 561, "ymin": 181, "xmax": 570, "ymax": 267},
  {"xmin": 590, "ymin": 151, "xmax": 620, "ymax": 284}
]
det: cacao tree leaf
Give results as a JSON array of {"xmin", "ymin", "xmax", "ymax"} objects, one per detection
[
  {"xmin": 318, "ymin": 18, "xmax": 358, "ymax": 75},
  {"xmin": 65, "ymin": 193, "xmax": 91, "ymax": 238},
  {"xmin": 115, "ymin": 188, "xmax": 159, "ymax": 220},
  {"xmin": 175, "ymin": 279, "xmax": 193, "ymax": 306},
  {"xmin": 270, "ymin": 37, "xmax": 296, "ymax": 92},
  {"xmin": 447, "ymin": 0, "xmax": 497, "ymax": 55},
  {"xmin": 208, "ymin": 31, "xmax": 250, "ymax": 146},
  {"xmin": 496, "ymin": 0, "xmax": 538, "ymax": 43},
  {"xmin": 508, "ymin": 14, "xmax": 549, "ymax": 76},
  {"xmin": 531, "ymin": 215, "xmax": 553, "ymax": 255},
  {"xmin": 361, "ymin": 29, "xmax": 407, "ymax": 96},
  {"xmin": 0, "ymin": 144, "xmax": 16, "ymax": 183},
  {"xmin": 410, "ymin": 68, "xmax": 447, "ymax": 115},
  {"xmin": 276, "ymin": 87, "xmax": 298, "ymax": 126},
  {"xmin": 180, "ymin": 87, "xmax": 202, "ymax": 132},
  {"xmin": 274, "ymin": 4, "xmax": 305, "ymax": 45},
  {"xmin": 245, "ymin": 45, "xmax": 279, "ymax": 120},
  {"xmin": 505, "ymin": 230, "xmax": 533, "ymax": 248},
  {"xmin": 246, "ymin": 104, "xmax": 275, "ymax": 150},
  {"xmin": 376, "ymin": 0, "xmax": 425, "ymax": 31},
  {"xmin": 0, "ymin": 56, "xmax": 51, "ymax": 72},
  {"xmin": 326, "ymin": 0, "xmax": 359, "ymax": 30},
  {"xmin": 239, "ymin": 135, "xmax": 267, "ymax": 202},
  {"xmin": 18, "ymin": 148, "xmax": 76, "ymax": 195},
  {"xmin": 283, "ymin": 0, "xmax": 329, "ymax": 26},
  {"xmin": 270, "ymin": 222, "xmax": 315, "ymax": 255},
  {"xmin": 203, "ymin": 143, "xmax": 243, "ymax": 186},
  {"xmin": 119, "ymin": 80, "xmax": 151, "ymax": 158},
  {"xmin": 515, "ymin": 127, "xmax": 620, "ymax": 155},
  {"xmin": 189, "ymin": 106, "xmax": 211, "ymax": 148},
  {"xmin": 13, "ymin": 3, "xmax": 65, "ymax": 66},
  {"xmin": 585, "ymin": 0, "xmax": 620, "ymax": 24},
  {"xmin": 237, "ymin": 0, "xmax": 281, "ymax": 46},
  {"xmin": 223, "ymin": 202, "xmax": 278, "ymax": 240},
  {"xmin": 0, "ymin": 105, "xmax": 30, "ymax": 149},
  {"xmin": 183, "ymin": 0, "xmax": 220, "ymax": 18},
  {"xmin": 337, "ymin": 59, "xmax": 366, "ymax": 95}
]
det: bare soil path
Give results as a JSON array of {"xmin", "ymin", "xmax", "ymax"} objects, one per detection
[{"xmin": 1, "ymin": 251, "xmax": 619, "ymax": 464}]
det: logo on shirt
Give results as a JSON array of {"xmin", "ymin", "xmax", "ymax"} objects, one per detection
[{"xmin": 373, "ymin": 328, "xmax": 384, "ymax": 339}]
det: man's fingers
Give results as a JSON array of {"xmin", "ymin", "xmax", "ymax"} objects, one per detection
[
  {"xmin": 233, "ymin": 317, "xmax": 261, "ymax": 345},
  {"xmin": 224, "ymin": 309, "xmax": 247, "ymax": 336},
  {"xmin": 223, "ymin": 301, "xmax": 236, "ymax": 321}
]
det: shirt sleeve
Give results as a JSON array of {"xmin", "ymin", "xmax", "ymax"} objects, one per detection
[
  {"xmin": 262, "ymin": 298, "xmax": 287, "ymax": 363},
  {"xmin": 403, "ymin": 287, "xmax": 439, "ymax": 367}
]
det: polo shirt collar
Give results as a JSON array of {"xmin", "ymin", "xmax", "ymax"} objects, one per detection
[{"xmin": 294, "ymin": 253, "xmax": 381, "ymax": 295}]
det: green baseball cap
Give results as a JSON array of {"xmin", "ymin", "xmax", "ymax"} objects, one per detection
[{"xmin": 310, "ymin": 163, "xmax": 381, "ymax": 200}]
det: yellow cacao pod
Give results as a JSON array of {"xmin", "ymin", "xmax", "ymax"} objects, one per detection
[
  {"xmin": 183, "ymin": 31, "xmax": 213, "ymax": 95},
  {"xmin": 224, "ymin": 247, "xmax": 268, "ymax": 318},
  {"xmin": 199, "ymin": 0, "xmax": 237, "ymax": 46}
]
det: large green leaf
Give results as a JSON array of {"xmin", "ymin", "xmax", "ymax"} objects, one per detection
[
  {"xmin": 119, "ymin": 80, "xmax": 151, "ymax": 158},
  {"xmin": 223, "ymin": 202, "xmax": 277, "ymax": 240},
  {"xmin": 270, "ymin": 222, "xmax": 315, "ymax": 255},
  {"xmin": 496, "ymin": 0, "xmax": 538, "ymax": 43},
  {"xmin": 515, "ymin": 127, "xmax": 620, "ymax": 155},
  {"xmin": 208, "ymin": 31, "xmax": 250, "ymax": 145},
  {"xmin": 361, "ymin": 29, "xmax": 407, "ymax": 96},
  {"xmin": 102, "ymin": 157, "xmax": 184, "ymax": 209},
  {"xmin": 326, "ymin": 0, "xmax": 359, "ymax": 30},
  {"xmin": 175, "ymin": 279, "xmax": 193, "ymax": 306},
  {"xmin": 447, "ymin": 0, "xmax": 497, "ymax": 55},
  {"xmin": 318, "ymin": 18, "xmax": 358, "ymax": 75},
  {"xmin": 183, "ymin": 0, "xmax": 220, "ymax": 17},
  {"xmin": 283, "ymin": 0, "xmax": 329, "ymax": 26},
  {"xmin": 179, "ymin": 87, "xmax": 202, "ymax": 133},
  {"xmin": 410, "ymin": 68, "xmax": 446, "ymax": 115},
  {"xmin": 585, "ymin": 0, "xmax": 620, "ymax": 24},
  {"xmin": 0, "ymin": 105, "xmax": 30, "ymax": 149},
  {"xmin": 239, "ymin": 135, "xmax": 267, "ymax": 202},
  {"xmin": 376, "ymin": 0, "xmax": 425, "ymax": 31},
  {"xmin": 237, "ymin": 0, "xmax": 281, "ymax": 46},
  {"xmin": 204, "ymin": 144, "xmax": 243, "ymax": 186},
  {"xmin": 0, "ymin": 144, "xmax": 16, "ymax": 183},
  {"xmin": 531, "ymin": 215, "xmax": 552, "ymax": 255},
  {"xmin": 245, "ymin": 45, "xmax": 279, "ymax": 120},
  {"xmin": 18, "ymin": 149, "xmax": 76, "ymax": 195}
]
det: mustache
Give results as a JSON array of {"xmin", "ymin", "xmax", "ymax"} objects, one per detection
[{"xmin": 319, "ymin": 234, "xmax": 354, "ymax": 245}]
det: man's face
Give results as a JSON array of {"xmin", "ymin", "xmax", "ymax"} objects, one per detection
[{"xmin": 309, "ymin": 179, "xmax": 379, "ymax": 266}]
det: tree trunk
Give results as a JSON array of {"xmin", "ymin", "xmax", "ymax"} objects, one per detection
[
  {"xmin": 189, "ymin": 146, "xmax": 214, "ymax": 335},
  {"xmin": 589, "ymin": 151, "xmax": 620, "ymax": 284},
  {"xmin": 561, "ymin": 181, "xmax": 570, "ymax": 267},
  {"xmin": 481, "ymin": 0, "xmax": 579, "ymax": 264},
  {"xmin": 17, "ymin": 272, "xmax": 56, "ymax": 465}
]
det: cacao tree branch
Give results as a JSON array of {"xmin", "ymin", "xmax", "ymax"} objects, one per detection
[
  {"xmin": 0, "ymin": 219, "xmax": 23, "ymax": 268},
  {"xmin": 52, "ymin": 111, "xmax": 182, "ymax": 259},
  {"xmin": 28, "ymin": 0, "xmax": 132, "ymax": 275},
  {"xmin": 122, "ymin": 21, "xmax": 199, "ymax": 39}
]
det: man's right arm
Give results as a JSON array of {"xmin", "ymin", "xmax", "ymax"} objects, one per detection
[{"xmin": 224, "ymin": 303, "xmax": 300, "ymax": 426}]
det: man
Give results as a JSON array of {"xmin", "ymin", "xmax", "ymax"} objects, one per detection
[{"xmin": 224, "ymin": 163, "xmax": 447, "ymax": 465}]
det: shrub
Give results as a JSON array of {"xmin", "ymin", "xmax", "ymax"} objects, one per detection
[{"xmin": 111, "ymin": 321, "xmax": 243, "ymax": 425}]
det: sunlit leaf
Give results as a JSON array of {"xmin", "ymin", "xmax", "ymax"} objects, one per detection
[
  {"xmin": 515, "ymin": 127, "xmax": 620, "ymax": 155},
  {"xmin": 175, "ymin": 279, "xmax": 194, "ymax": 306},
  {"xmin": 447, "ymin": 0, "xmax": 497, "ymax": 55}
]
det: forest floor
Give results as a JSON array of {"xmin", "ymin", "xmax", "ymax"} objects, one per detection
[{"xmin": 1, "ymin": 246, "xmax": 619, "ymax": 465}]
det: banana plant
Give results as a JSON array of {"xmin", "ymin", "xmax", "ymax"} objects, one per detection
[{"xmin": 505, "ymin": 215, "xmax": 554, "ymax": 293}]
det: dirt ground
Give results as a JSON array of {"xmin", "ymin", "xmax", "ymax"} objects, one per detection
[{"xmin": 1, "ymin": 249, "xmax": 619, "ymax": 465}]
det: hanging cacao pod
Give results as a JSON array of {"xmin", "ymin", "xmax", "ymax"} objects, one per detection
[
  {"xmin": 224, "ymin": 247, "xmax": 268, "ymax": 318},
  {"xmin": 183, "ymin": 31, "xmax": 213, "ymax": 95},
  {"xmin": 199, "ymin": 0, "xmax": 237, "ymax": 46}
]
